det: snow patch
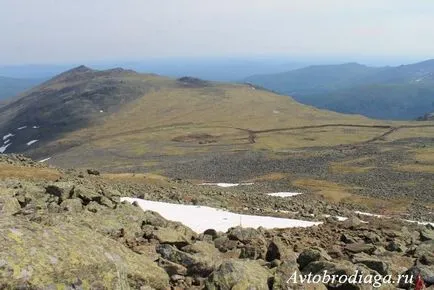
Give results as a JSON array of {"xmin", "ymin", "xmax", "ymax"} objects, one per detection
[
  {"xmin": 99, "ymin": 110, "xmax": 104, "ymax": 113},
  {"xmin": 26, "ymin": 140, "xmax": 39, "ymax": 146},
  {"xmin": 4, "ymin": 139, "xmax": 10, "ymax": 144},
  {"xmin": 403, "ymin": 219, "xmax": 434, "ymax": 227},
  {"xmin": 0, "ymin": 143, "xmax": 11, "ymax": 153},
  {"xmin": 120, "ymin": 197, "xmax": 322, "ymax": 233},
  {"xmin": 200, "ymin": 182, "xmax": 254, "ymax": 188},
  {"xmin": 267, "ymin": 192, "xmax": 303, "ymax": 197},
  {"xmin": 17, "ymin": 126, "xmax": 27, "ymax": 130},
  {"xmin": 273, "ymin": 110, "xmax": 280, "ymax": 114},
  {"xmin": 32, "ymin": 126, "xmax": 40, "ymax": 129},
  {"xmin": 38, "ymin": 157, "xmax": 51, "ymax": 163},
  {"xmin": 3, "ymin": 133, "xmax": 14, "ymax": 140},
  {"xmin": 354, "ymin": 211, "xmax": 385, "ymax": 218},
  {"xmin": 322, "ymin": 214, "xmax": 348, "ymax": 221}
]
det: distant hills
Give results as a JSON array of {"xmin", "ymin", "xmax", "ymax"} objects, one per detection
[{"xmin": 245, "ymin": 60, "xmax": 434, "ymax": 120}]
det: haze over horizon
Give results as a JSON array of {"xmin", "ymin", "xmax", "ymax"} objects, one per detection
[{"xmin": 1, "ymin": 0, "xmax": 433, "ymax": 66}]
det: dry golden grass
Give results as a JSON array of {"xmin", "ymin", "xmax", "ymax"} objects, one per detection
[
  {"xmin": 52, "ymin": 84, "xmax": 387, "ymax": 159},
  {"xmin": 386, "ymin": 126, "xmax": 434, "ymax": 141},
  {"xmin": 411, "ymin": 147, "xmax": 434, "ymax": 163},
  {"xmin": 330, "ymin": 164, "xmax": 374, "ymax": 174},
  {"xmin": 293, "ymin": 178, "xmax": 411, "ymax": 214},
  {"xmin": 253, "ymin": 127, "xmax": 388, "ymax": 151},
  {"xmin": 41, "ymin": 76, "xmax": 432, "ymax": 171},
  {"xmin": 249, "ymin": 172, "xmax": 290, "ymax": 182},
  {"xmin": 395, "ymin": 164, "xmax": 434, "ymax": 174},
  {"xmin": 0, "ymin": 165, "xmax": 61, "ymax": 181},
  {"xmin": 330, "ymin": 157, "xmax": 376, "ymax": 174},
  {"xmin": 293, "ymin": 179, "xmax": 353, "ymax": 203},
  {"xmin": 101, "ymin": 173, "xmax": 168, "ymax": 185}
]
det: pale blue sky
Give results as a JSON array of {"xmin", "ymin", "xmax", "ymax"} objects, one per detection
[{"xmin": 1, "ymin": 0, "xmax": 433, "ymax": 64}]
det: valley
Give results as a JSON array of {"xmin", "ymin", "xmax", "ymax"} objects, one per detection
[{"xmin": 245, "ymin": 60, "xmax": 434, "ymax": 120}]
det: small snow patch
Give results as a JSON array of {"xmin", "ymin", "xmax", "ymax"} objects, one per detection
[
  {"xmin": 17, "ymin": 126, "xmax": 27, "ymax": 130},
  {"xmin": 4, "ymin": 139, "xmax": 10, "ymax": 144},
  {"xmin": 38, "ymin": 157, "xmax": 51, "ymax": 163},
  {"xmin": 26, "ymin": 140, "xmax": 39, "ymax": 146},
  {"xmin": 323, "ymin": 214, "xmax": 348, "ymax": 221},
  {"xmin": 3, "ymin": 133, "xmax": 14, "ymax": 140},
  {"xmin": 354, "ymin": 211, "xmax": 384, "ymax": 218},
  {"xmin": 200, "ymin": 182, "xmax": 254, "ymax": 188},
  {"xmin": 0, "ymin": 143, "xmax": 11, "ymax": 153},
  {"xmin": 32, "ymin": 126, "xmax": 40, "ymax": 129},
  {"xmin": 99, "ymin": 110, "xmax": 104, "ymax": 113},
  {"xmin": 121, "ymin": 197, "xmax": 322, "ymax": 233},
  {"xmin": 273, "ymin": 110, "xmax": 280, "ymax": 114},
  {"xmin": 267, "ymin": 192, "xmax": 303, "ymax": 197}
]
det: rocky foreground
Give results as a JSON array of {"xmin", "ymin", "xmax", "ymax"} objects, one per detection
[{"xmin": 0, "ymin": 155, "xmax": 433, "ymax": 289}]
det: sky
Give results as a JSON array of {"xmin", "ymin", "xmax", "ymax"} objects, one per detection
[{"xmin": 1, "ymin": 0, "xmax": 433, "ymax": 65}]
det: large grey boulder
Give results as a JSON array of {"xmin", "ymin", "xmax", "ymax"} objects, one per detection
[
  {"xmin": 297, "ymin": 247, "xmax": 332, "ymax": 270},
  {"xmin": 206, "ymin": 259, "xmax": 272, "ymax": 290}
]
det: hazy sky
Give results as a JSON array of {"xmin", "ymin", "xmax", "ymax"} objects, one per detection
[{"xmin": 1, "ymin": 0, "xmax": 433, "ymax": 64}]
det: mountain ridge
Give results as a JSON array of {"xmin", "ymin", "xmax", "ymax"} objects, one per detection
[
  {"xmin": 0, "ymin": 65, "xmax": 391, "ymax": 170},
  {"xmin": 245, "ymin": 59, "xmax": 434, "ymax": 120}
]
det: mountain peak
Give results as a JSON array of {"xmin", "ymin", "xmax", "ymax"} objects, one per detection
[
  {"xmin": 69, "ymin": 65, "xmax": 93, "ymax": 73},
  {"xmin": 46, "ymin": 65, "xmax": 94, "ymax": 83}
]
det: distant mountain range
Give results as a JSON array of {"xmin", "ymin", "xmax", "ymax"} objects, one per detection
[
  {"xmin": 0, "ymin": 58, "xmax": 306, "ymax": 82},
  {"xmin": 245, "ymin": 60, "xmax": 434, "ymax": 120}
]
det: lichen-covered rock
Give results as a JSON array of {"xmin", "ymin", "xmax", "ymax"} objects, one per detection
[
  {"xmin": 45, "ymin": 182, "xmax": 75, "ymax": 203},
  {"xmin": 0, "ymin": 193, "xmax": 21, "ymax": 215},
  {"xmin": 157, "ymin": 243, "xmax": 219, "ymax": 277},
  {"xmin": 60, "ymin": 198, "xmax": 83, "ymax": 212},
  {"xmin": 143, "ymin": 224, "xmax": 197, "ymax": 247},
  {"xmin": 297, "ymin": 247, "xmax": 332, "ymax": 270},
  {"xmin": 352, "ymin": 253, "xmax": 390, "ymax": 275},
  {"xmin": 0, "ymin": 216, "xmax": 170, "ymax": 289},
  {"xmin": 206, "ymin": 259, "xmax": 272, "ymax": 290},
  {"xmin": 266, "ymin": 237, "xmax": 297, "ymax": 262}
]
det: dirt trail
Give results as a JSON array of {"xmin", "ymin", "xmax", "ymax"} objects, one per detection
[{"xmin": 241, "ymin": 124, "xmax": 434, "ymax": 144}]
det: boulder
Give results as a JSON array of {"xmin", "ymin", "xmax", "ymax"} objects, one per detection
[
  {"xmin": 60, "ymin": 199, "xmax": 83, "ymax": 213},
  {"xmin": 341, "ymin": 233, "xmax": 358, "ymax": 244},
  {"xmin": 206, "ymin": 259, "xmax": 272, "ymax": 290},
  {"xmin": 297, "ymin": 247, "xmax": 332, "ymax": 270},
  {"xmin": 45, "ymin": 182, "xmax": 75, "ymax": 203},
  {"xmin": 74, "ymin": 185, "xmax": 102, "ymax": 205},
  {"xmin": 266, "ymin": 237, "xmax": 297, "ymax": 262},
  {"xmin": 156, "ymin": 244, "xmax": 218, "ymax": 277},
  {"xmin": 344, "ymin": 243, "xmax": 376, "ymax": 254},
  {"xmin": 342, "ymin": 216, "xmax": 363, "ymax": 229},
  {"xmin": 87, "ymin": 169, "xmax": 100, "ymax": 176},
  {"xmin": 385, "ymin": 240, "xmax": 407, "ymax": 253},
  {"xmin": 0, "ymin": 196, "xmax": 21, "ymax": 216},
  {"xmin": 214, "ymin": 236, "xmax": 239, "ymax": 252},
  {"xmin": 420, "ymin": 228, "xmax": 434, "ymax": 242},
  {"xmin": 352, "ymin": 253, "xmax": 389, "ymax": 275},
  {"xmin": 227, "ymin": 227, "xmax": 264, "ymax": 244},
  {"xmin": 272, "ymin": 260, "xmax": 328, "ymax": 290},
  {"xmin": 158, "ymin": 258, "xmax": 188, "ymax": 276},
  {"xmin": 414, "ymin": 241, "xmax": 434, "ymax": 266},
  {"xmin": 0, "ymin": 215, "xmax": 170, "ymax": 289},
  {"xmin": 143, "ymin": 224, "xmax": 196, "ymax": 247}
]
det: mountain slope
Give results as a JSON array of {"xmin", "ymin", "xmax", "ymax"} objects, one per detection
[
  {"xmin": 0, "ymin": 66, "xmax": 171, "ymax": 154},
  {"xmin": 245, "ymin": 60, "xmax": 434, "ymax": 120},
  {"xmin": 2, "ymin": 65, "xmax": 427, "ymax": 171}
]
